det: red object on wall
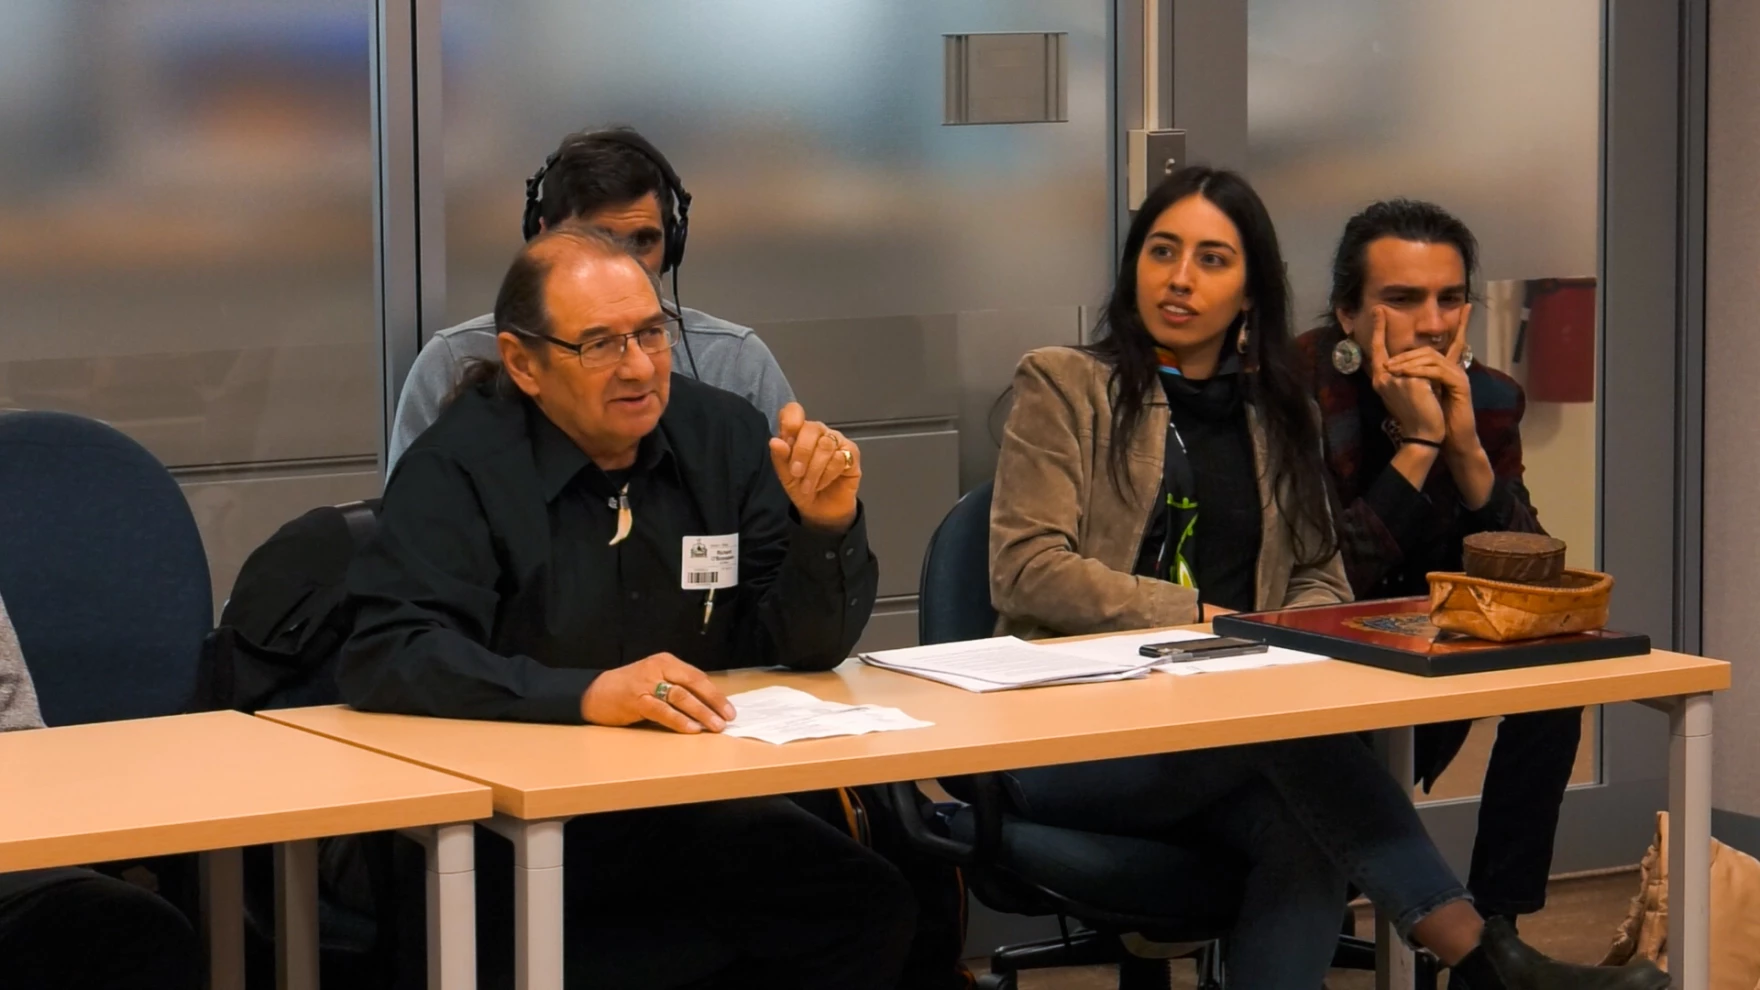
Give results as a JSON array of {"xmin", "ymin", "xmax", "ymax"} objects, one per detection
[{"xmin": 1523, "ymin": 277, "xmax": 1596, "ymax": 403}]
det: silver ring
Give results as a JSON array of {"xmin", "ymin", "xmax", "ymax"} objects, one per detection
[{"xmin": 653, "ymin": 681, "xmax": 674, "ymax": 703}]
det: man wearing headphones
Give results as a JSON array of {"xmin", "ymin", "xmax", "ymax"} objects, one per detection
[{"xmin": 388, "ymin": 126, "xmax": 795, "ymax": 471}]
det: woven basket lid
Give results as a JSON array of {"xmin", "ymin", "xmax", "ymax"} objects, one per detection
[{"xmin": 1462, "ymin": 532, "xmax": 1566, "ymax": 560}]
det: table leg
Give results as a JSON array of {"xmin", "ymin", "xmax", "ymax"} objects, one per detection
[
  {"xmin": 274, "ymin": 840, "xmax": 320, "ymax": 990},
  {"xmin": 1668, "ymin": 693, "xmax": 1713, "ymax": 990},
  {"xmin": 485, "ymin": 815, "xmax": 567, "ymax": 990},
  {"xmin": 1374, "ymin": 726, "xmax": 1417, "ymax": 990},
  {"xmin": 202, "ymin": 848, "xmax": 245, "ymax": 990},
  {"xmin": 403, "ymin": 823, "xmax": 477, "ymax": 990}
]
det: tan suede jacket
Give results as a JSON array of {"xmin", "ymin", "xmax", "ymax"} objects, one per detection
[{"xmin": 991, "ymin": 346, "xmax": 1352, "ymax": 639}]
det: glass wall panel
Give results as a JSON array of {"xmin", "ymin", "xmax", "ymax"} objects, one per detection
[
  {"xmin": 439, "ymin": 0, "xmax": 1113, "ymax": 328},
  {"xmin": 0, "ymin": 0, "xmax": 378, "ymax": 468},
  {"xmin": 1248, "ymin": 0, "xmax": 1604, "ymax": 796},
  {"xmin": 0, "ymin": 0, "xmax": 381, "ymax": 606}
]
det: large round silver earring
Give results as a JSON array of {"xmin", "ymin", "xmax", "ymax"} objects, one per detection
[
  {"xmin": 1332, "ymin": 338, "xmax": 1363, "ymax": 375},
  {"xmin": 1461, "ymin": 345, "xmax": 1475, "ymax": 370}
]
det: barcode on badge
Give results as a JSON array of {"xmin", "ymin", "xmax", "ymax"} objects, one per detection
[{"xmin": 688, "ymin": 571, "xmax": 721, "ymax": 585}]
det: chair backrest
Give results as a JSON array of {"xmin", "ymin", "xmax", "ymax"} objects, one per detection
[
  {"xmin": 0, "ymin": 411, "xmax": 212, "ymax": 726},
  {"xmin": 918, "ymin": 481, "xmax": 997, "ymax": 645}
]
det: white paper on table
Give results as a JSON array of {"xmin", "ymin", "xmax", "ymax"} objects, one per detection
[
  {"xmin": 719, "ymin": 685, "xmax": 933, "ymax": 745},
  {"xmin": 859, "ymin": 637, "xmax": 1154, "ymax": 692},
  {"xmin": 1052, "ymin": 630, "xmax": 1333, "ymax": 677}
]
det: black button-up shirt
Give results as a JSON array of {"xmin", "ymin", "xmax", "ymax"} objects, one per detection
[{"xmin": 338, "ymin": 375, "xmax": 879, "ymax": 723}]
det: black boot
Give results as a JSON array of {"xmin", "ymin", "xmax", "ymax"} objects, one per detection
[
  {"xmin": 1453, "ymin": 918, "xmax": 1669, "ymax": 990},
  {"xmin": 1450, "ymin": 916, "xmax": 1516, "ymax": 990}
]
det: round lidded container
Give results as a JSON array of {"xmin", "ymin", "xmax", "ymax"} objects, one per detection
[{"xmin": 1462, "ymin": 532, "xmax": 1567, "ymax": 584}]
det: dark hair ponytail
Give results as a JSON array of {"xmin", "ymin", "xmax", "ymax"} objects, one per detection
[{"xmin": 1085, "ymin": 165, "xmax": 1337, "ymax": 568}]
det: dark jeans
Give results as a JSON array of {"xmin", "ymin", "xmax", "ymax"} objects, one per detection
[
  {"xmin": 1006, "ymin": 734, "xmax": 1469, "ymax": 990},
  {"xmin": 1423, "ymin": 707, "xmax": 1584, "ymax": 918},
  {"xmin": 0, "ymin": 867, "xmax": 201, "ymax": 990},
  {"xmin": 470, "ymin": 796, "xmax": 916, "ymax": 990}
]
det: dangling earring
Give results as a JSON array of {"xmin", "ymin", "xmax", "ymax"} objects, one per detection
[
  {"xmin": 1236, "ymin": 326, "xmax": 1250, "ymax": 354},
  {"xmin": 1332, "ymin": 338, "xmax": 1363, "ymax": 374},
  {"xmin": 1461, "ymin": 345, "xmax": 1475, "ymax": 370}
]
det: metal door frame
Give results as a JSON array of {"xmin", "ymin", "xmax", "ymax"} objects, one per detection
[{"xmin": 372, "ymin": 0, "xmax": 444, "ymax": 474}]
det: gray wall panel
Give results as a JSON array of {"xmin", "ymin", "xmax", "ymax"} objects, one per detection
[
  {"xmin": 757, "ymin": 316, "xmax": 960, "ymax": 426},
  {"xmin": 852, "ymin": 430, "xmax": 961, "ymax": 599},
  {"xmin": 1703, "ymin": 0, "xmax": 1760, "ymax": 816},
  {"xmin": 762, "ymin": 307, "xmax": 1084, "ymax": 493},
  {"xmin": 1417, "ymin": 774, "xmax": 1665, "ymax": 878},
  {"xmin": 1601, "ymin": 0, "xmax": 1683, "ymax": 643},
  {"xmin": 953, "ymin": 308, "xmax": 1086, "ymax": 492},
  {"xmin": 856, "ymin": 604, "xmax": 921, "ymax": 654},
  {"xmin": 180, "ymin": 466, "xmax": 383, "ymax": 614}
]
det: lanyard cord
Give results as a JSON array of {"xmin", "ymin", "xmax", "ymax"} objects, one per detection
[{"xmin": 1156, "ymin": 419, "xmax": 1202, "ymax": 612}]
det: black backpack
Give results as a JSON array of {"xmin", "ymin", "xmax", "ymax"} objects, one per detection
[
  {"xmin": 191, "ymin": 499, "xmax": 380, "ymax": 713},
  {"xmin": 185, "ymin": 499, "xmax": 403, "ymax": 988}
]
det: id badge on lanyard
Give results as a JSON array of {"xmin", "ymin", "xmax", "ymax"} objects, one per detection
[
  {"xmin": 682, "ymin": 535, "xmax": 739, "ymax": 632},
  {"xmin": 1156, "ymin": 421, "xmax": 1201, "ymax": 601}
]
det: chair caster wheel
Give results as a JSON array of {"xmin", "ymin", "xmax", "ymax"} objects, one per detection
[{"xmin": 976, "ymin": 973, "xmax": 1017, "ymax": 990}]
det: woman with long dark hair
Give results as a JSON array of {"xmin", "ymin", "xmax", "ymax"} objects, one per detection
[{"xmin": 986, "ymin": 167, "xmax": 1663, "ymax": 990}]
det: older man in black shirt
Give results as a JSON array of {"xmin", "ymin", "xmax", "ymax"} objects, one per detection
[{"xmin": 339, "ymin": 224, "xmax": 912, "ymax": 988}]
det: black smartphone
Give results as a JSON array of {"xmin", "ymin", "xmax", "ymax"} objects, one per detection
[{"xmin": 1137, "ymin": 635, "xmax": 1268, "ymax": 661}]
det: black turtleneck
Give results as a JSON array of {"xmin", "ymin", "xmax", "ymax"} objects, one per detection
[{"xmin": 1132, "ymin": 372, "xmax": 1262, "ymax": 612}]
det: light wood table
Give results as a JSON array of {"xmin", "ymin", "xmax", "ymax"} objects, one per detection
[
  {"xmin": 262, "ymin": 644, "xmax": 1728, "ymax": 990},
  {"xmin": 0, "ymin": 710, "xmax": 492, "ymax": 990}
]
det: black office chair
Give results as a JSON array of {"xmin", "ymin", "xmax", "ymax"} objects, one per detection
[
  {"xmin": 898, "ymin": 481, "xmax": 1225, "ymax": 989},
  {"xmin": 896, "ymin": 480, "xmax": 1431, "ymax": 989}
]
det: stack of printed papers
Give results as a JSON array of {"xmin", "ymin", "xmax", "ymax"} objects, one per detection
[
  {"xmin": 720, "ymin": 685, "xmax": 933, "ymax": 745},
  {"xmin": 859, "ymin": 637, "xmax": 1157, "ymax": 692}
]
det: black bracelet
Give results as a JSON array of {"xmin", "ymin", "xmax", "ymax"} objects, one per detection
[{"xmin": 1401, "ymin": 436, "xmax": 1444, "ymax": 449}]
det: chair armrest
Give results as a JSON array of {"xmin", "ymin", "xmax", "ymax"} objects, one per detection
[
  {"xmin": 968, "ymin": 772, "xmax": 1008, "ymax": 866},
  {"xmin": 884, "ymin": 782, "xmax": 975, "ymax": 866}
]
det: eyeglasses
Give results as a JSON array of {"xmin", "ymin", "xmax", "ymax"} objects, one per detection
[{"xmin": 509, "ymin": 318, "xmax": 681, "ymax": 370}]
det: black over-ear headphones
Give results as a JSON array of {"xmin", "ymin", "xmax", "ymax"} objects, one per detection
[{"xmin": 519, "ymin": 130, "xmax": 693, "ymax": 275}]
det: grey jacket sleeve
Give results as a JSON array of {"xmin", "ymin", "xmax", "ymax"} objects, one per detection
[
  {"xmin": 0, "ymin": 595, "xmax": 44, "ymax": 732},
  {"xmin": 388, "ymin": 336, "xmax": 466, "ymax": 473}
]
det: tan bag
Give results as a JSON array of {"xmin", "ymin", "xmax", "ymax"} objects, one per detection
[{"xmin": 1602, "ymin": 811, "xmax": 1760, "ymax": 990}]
